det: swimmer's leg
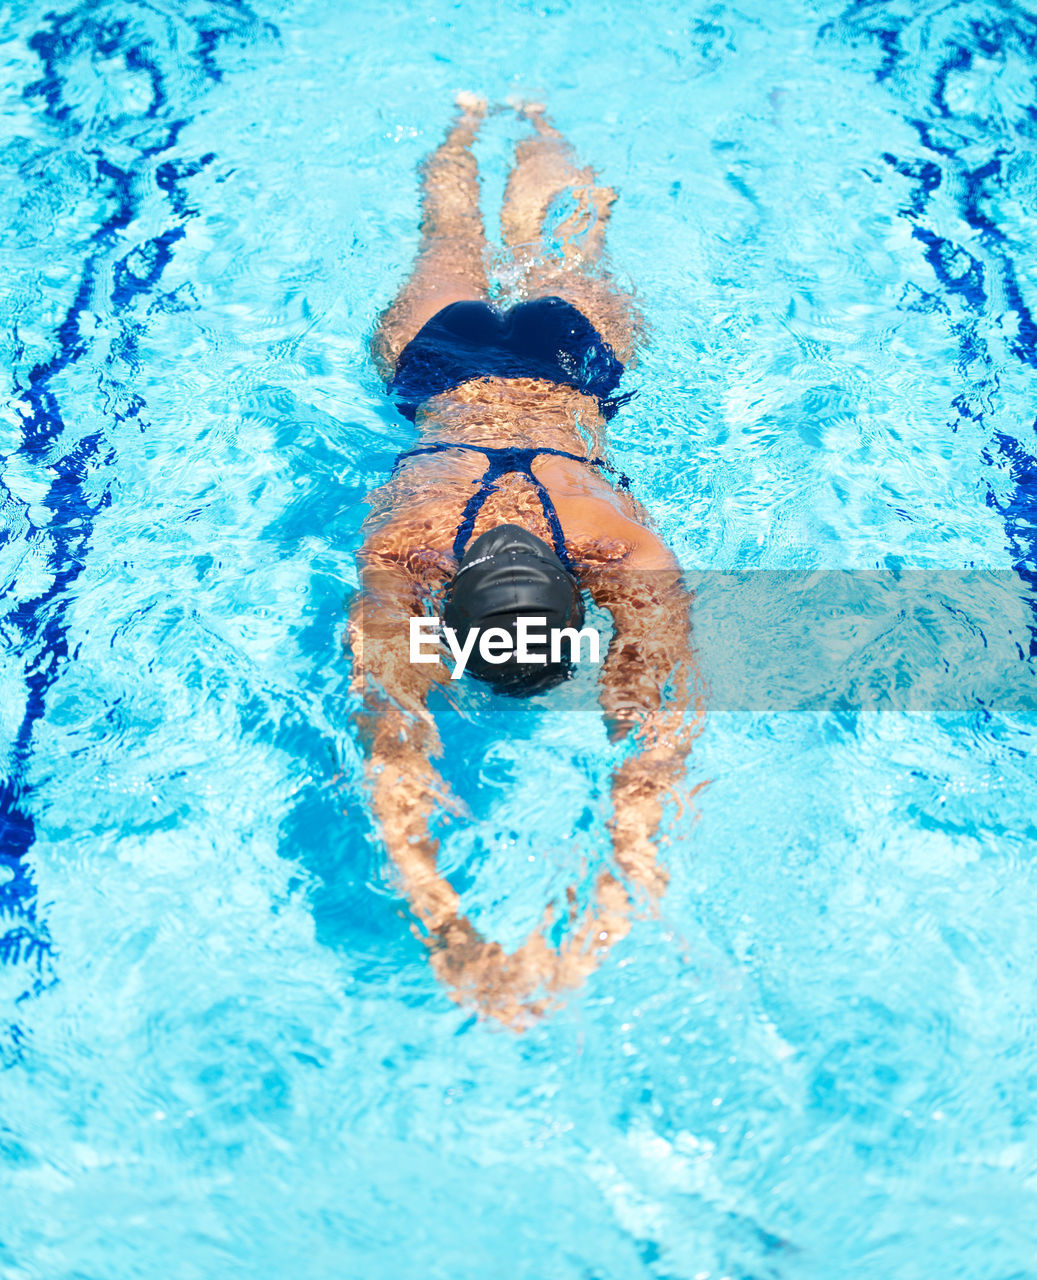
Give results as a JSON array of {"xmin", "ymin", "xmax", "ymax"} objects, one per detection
[
  {"xmin": 500, "ymin": 103, "xmax": 641, "ymax": 364},
  {"xmin": 372, "ymin": 93, "xmax": 490, "ymax": 378}
]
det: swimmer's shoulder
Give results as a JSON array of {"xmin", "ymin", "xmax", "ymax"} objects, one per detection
[
  {"xmin": 572, "ymin": 531, "xmax": 680, "ymax": 574},
  {"xmin": 562, "ymin": 498, "xmax": 680, "ymax": 574},
  {"xmin": 358, "ymin": 509, "xmax": 456, "ymax": 582}
]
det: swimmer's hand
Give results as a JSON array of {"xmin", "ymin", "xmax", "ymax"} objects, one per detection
[
  {"xmin": 425, "ymin": 873, "xmax": 634, "ymax": 1029},
  {"xmin": 427, "ymin": 916, "xmax": 554, "ymax": 1030}
]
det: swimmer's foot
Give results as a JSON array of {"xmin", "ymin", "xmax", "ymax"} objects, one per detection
[
  {"xmin": 454, "ymin": 90, "xmax": 488, "ymax": 121},
  {"xmin": 437, "ymin": 91, "xmax": 487, "ymax": 158},
  {"xmin": 507, "ymin": 93, "xmax": 546, "ymax": 117},
  {"xmin": 507, "ymin": 95, "xmax": 563, "ymax": 141}
]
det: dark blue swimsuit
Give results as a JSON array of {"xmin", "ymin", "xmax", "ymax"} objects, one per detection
[{"xmin": 388, "ymin": 296, "xmax": 633, "ymax": 568}]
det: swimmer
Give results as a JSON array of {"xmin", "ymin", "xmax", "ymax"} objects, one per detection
[{"xmin": 350, "ymin": 95, "xmax": 702, "ymax": 1027}]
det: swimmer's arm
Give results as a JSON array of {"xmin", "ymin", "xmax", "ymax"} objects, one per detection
[
  {"xmin": 349, "ymin": 546, "xmax": 585, "ymax": 1024},
  {"xmin": 581, "ymin": 532, "xmax": 703, "ymax": 899},
  {"xmin": 371, "ymin": 737, "xmax": 608, "ymax": 1025},
  {"xmin": 347, "ymin": 548, "xmax": 463, "ymax": 931},
  {"xmin": 348, "ymin": 542, "xmax": 450, "ymax": 737}
]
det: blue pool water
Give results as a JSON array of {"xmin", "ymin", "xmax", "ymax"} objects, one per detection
[{"xmin": 3, "ymin": 0, "xmax": 1037, "ymax": 1275}]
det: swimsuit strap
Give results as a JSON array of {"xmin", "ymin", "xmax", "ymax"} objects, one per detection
[{"xmin": 392, "ymin": 441, "xmax": 632, "ymax": 568}]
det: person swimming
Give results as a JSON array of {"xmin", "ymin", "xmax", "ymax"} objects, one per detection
[{"xmin": 350, "ymin": 95, "xmax": 701, "ymax": 1027}]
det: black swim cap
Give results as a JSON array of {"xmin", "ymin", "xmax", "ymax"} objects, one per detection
[{"xmin": 443, "ymin": 524, "xmax": 585, "ymax": 697}]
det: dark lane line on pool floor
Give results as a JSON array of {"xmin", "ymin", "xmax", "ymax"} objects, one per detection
[
  {"xmin": 0, "ymin": 1, "xmax": 277, "ymax": 1052},
  {"xmin": 831, "ymin": 1, "xmax": 1037, "ymax": 652}
]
